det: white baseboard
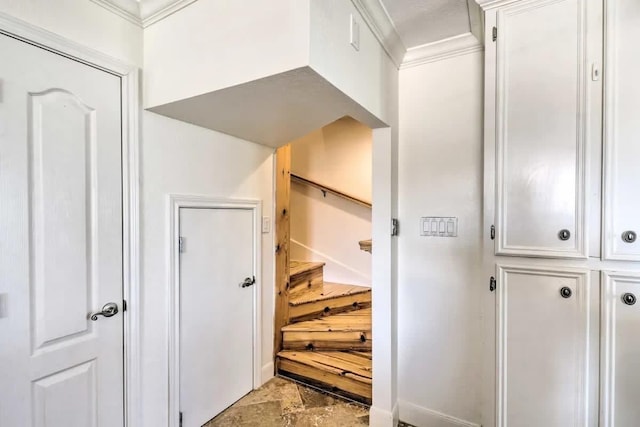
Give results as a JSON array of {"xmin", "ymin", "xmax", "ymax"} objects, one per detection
[
  {"xmin": 369, "ymin": 402, "xmax": 399, "ymax": 427},
  {"xmin": 260, "ymin": 362, "xmax": 274, "ymax": 386},
  {"xmin": 398, "ymin": 400, "xmax": 480, "ymax": 427}
]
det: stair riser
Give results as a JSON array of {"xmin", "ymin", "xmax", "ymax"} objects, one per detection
[
  {"xmin": 283, "ymin": 331, "xmax": 372, "ymax": 351},
  {"xmin": 277, "ymin": 359, "xmax": 372, "ymax": 402},
  {"xmin": 289, "ymin": 297, "xmax": 371, "ymax": 323},
  {"xmin": 289, "ymin": 266, "xmax": 324, "ymax": 294}
]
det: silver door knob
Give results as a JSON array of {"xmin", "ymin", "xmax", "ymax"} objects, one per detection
[{"xmin": 90, "ymin": 302, "xmax": 119, "ymax": 321}]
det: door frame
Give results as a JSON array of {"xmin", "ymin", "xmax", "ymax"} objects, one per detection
[
  {"xmin": 167, "ymin": 194, "xmax": 262, "ymax": 427},
  {"xmin": 0, "ymin": 12, "xmax": 141, "ymax": 427}
]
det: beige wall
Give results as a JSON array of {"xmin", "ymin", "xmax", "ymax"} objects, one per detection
[
  {"xmin": 290, "ymin": 117, "xmax": 372, "ymax": 285},
  {"xmin": 291, "ymin": 116, "xmax": 372, "ymax": 202}
]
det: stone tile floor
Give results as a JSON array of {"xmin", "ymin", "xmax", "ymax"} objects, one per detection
[{"xmin": 203, "ymin": 377, "xmax": 416, "ymax": 427}]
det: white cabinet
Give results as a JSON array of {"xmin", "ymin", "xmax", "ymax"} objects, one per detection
[
  {"xmin": 601, "ymin": 272, "xmax": 640, "ymax": 427},
  {"xmin": 603, "ymin": 0, "xmax": 640, "ymax": 261},
  {"xmin": 496, "ymin": 265, "xmax": 597, "ymax": 427},
  {"xmin": 485, "ymin": 0, "xmax": 602, "ymax": 258},
  {"xmin": 480, "ymin": 0, "xmax": 639, "ymax": 425}
]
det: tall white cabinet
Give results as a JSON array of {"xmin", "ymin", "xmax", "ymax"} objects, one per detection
[
  {"xmin": 602, "ymin": 0, "xmax": 640, "ymax": 261},
  {"xmin": 493, "ymin": 0, "xmax": 594, "ymax": 259},
  {"xmin": 479, "ymin": 0, "xmax": 640, "ymax": 425}
]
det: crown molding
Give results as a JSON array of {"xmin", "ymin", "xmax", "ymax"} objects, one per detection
[
  {"xmin": 89, "ymin": 0, "xmax": 200, "ymax": 28},
  {"xmin": 140, "ymin": 0, "xmax": 199, "ymax": 27},
  {"xmin": 350, "ymin": 0, "xmax": 406, "ymax": 68},
  {"xmin": 475, "ymin": 0, "xmax": 523, "ymax": 11},
  {"xmin": 401, "ymin": 32, "xmax": 483, "ymax": 69},
  {"xmin": 90, "ymin": 0, "xmax": 142, "ymax": 26}
]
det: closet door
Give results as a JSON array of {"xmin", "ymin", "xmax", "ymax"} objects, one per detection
[
  {"xmin": 493, "ymin": 0, "xmax": 599, "ymax": 258},
  {"xmin": 602, "ymin": 0, "xmax": 640, "ymax": 260},
  {"xmin": 496, "ymin": 265, "xmax": 597, "ymax": 427},
  {"xmin": 601, "ymin": 272, "xmax": 640, "ymax": 427}
]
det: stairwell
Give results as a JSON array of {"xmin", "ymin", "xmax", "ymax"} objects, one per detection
[{"xmin": 276, "ymin": 260, "xmax": 373, "ymax": 404}]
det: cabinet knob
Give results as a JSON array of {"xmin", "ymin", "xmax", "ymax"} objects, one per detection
[
  {"xmin": 622, "ymin": 293, "xmax": 636, "ymax": 306},
  {"xmin": 558, "ymin": 229, "xmax": 571, "ymax": 241},
  {"xmin": 560, "ymin": 287, "xmax": 572, "ymax": 298},
  {"xmin": 622, "ymin": 231, "xmax": 637, "ymax": 243}
]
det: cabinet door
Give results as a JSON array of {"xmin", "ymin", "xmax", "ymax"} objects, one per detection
[
  {"xmin": 603, "ymin": 0, "xmax": 640, "ymax": 260},
  {"xmin": 601, "ymin": 272, "xmax": 640, "ymax": 427},
  {"xmin": 497, "ymin": 265, "xmax": 597, "ymax": 427},
  {"xmin": 493, "ymin": 0, "xmax": 599, "ymax": 258}
]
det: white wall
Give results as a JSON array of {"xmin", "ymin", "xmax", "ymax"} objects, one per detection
[
  {"xmin": 0, "ymin": 0, "xmax": 142, "ymax": 67},
  {"xmin": 143, "ymin": 0, "xmax": 310, "ymax": 109},
  {"xmin": 310, "ymin": 0, "xmax": 394, "ymax": 126},
  {"xmin": 397, "ymin": 51, "xmax": 484, "ymax": 426},
  {"xmin": 141, "ymin": 112, "xmax": 275, "ymax": 427}
]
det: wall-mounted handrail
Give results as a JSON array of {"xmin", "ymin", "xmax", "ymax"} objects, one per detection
[{"xmin": 290, "ymin": 173, "xmax": 372, "ymax": 209}]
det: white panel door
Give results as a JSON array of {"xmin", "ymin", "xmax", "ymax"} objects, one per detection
[
  {"xmin": 0, "ymin": 35, "xmax": 123, "ymax": 426},
  {"xmin": 179, "ymin": 207, "xmax": 255, "ymax": 427},
  {"xmin": 603, "ymin": 0, "xmax": 640, "ymax": 260},
  {"xmin": 494, "ymin": 0, "xmax": 599, "ymax": 258},
  {"xmin": 601, "ymin": 272, "xmax": 640, "ymax": 427},
  {"xmin": 497, "ymin": 265, "xmax": 596, "ymax": 427}
]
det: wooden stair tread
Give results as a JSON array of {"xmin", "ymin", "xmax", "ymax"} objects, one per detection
[
  {"xmin": 277, "ymin": 350, "xmax": 372, "ymax": 402},
  {"xmin": 282, "ymin": 308, "xmax": 372, "ymax": 332},
  {"xmin": 290, "ymin": 260, "xmax": 326, "ymax": 277},
  {"xmin": 289, "ymin": 282, "xmax": 371, "ymax": 306},
  {"xmin": 278, "ymin": 350, "xmax": 372, "ymax": 381}
]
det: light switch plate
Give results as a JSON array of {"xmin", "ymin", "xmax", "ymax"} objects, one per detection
[
  {"xmin": 421, "ymin": 217, "xmax": 458, "ymax": 237},
  {"xmin": 262, "ymin": 216, "xmax": 271, "ymax": 234}
]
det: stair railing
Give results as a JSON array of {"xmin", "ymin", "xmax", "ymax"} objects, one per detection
[{"xmin": 290, "ymin": 173, "xmax": 372, "ymax": 209}]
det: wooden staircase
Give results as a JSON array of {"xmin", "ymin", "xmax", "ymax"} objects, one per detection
[{"xmin": 276, "ymin": 261, "xmax": 372, "ymax": 404}]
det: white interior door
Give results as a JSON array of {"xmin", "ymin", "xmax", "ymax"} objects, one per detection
[
  {"xmin": 496, "ymin": 265, "xmax": 597, "ymax": 427},
  {"xmin": 179, "ymin": 207, "xmax": 255, "ymax": 427},
  {"xmin": 0, "ymin": 34, "xmax": 124, "ymax": 426}
]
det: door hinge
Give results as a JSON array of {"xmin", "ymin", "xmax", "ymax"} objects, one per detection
[
  {"xmin": 391, "ymin": 218, "xmax": 399, "ymax": 237},
  {"xmin": 178, "ymin": 237, "xmax": 185, "ymax": 253},
  {"xmin": 179, "ymin": 412, "xmax": 183, "ymax": 427},
  {"xmin": 490, "ymin": 276, "xmax": 497, "ymax": 292},
  {"xmin": 492, "ymin": 26, "xmax": 498, "ymax": 42},
  {"xmin": 490, "ymin": 225, "xmax": 495, "ymax": 240},
  {"xmin": 122, "ymin": 299, "xmax": 127, "ymax": 312}
]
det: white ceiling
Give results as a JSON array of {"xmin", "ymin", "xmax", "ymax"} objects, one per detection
[{"xmin": 380, "ymin": 0, "xmax": 473, "ymax": 48}]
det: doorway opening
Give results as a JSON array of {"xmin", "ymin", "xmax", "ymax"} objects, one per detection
[{"xmin": 273, "ymin": 116, "xmax": 373, "ymax": 404}]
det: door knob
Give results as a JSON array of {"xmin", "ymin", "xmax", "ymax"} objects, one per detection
[
  {"xmin": 240, "ymin": 277, "xmax": 255, "ymax": 288},
  {"xmin": 558, "ymin": 229, "xmax": 571, "ymax": 241},
  {"xmin": 90, "ymin": 302, "xmax": 119, "ymax": 321},
  {"xmin": 622, "ymin": 293, "xmax": 636, "ymax": 306},
  {"xmin": 560, "ymin": 287, "xmax": 572, "ymax": 298},
  {"xmin": 622, "ymin": 231, "xmax": 637, "ymax": 243}
]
